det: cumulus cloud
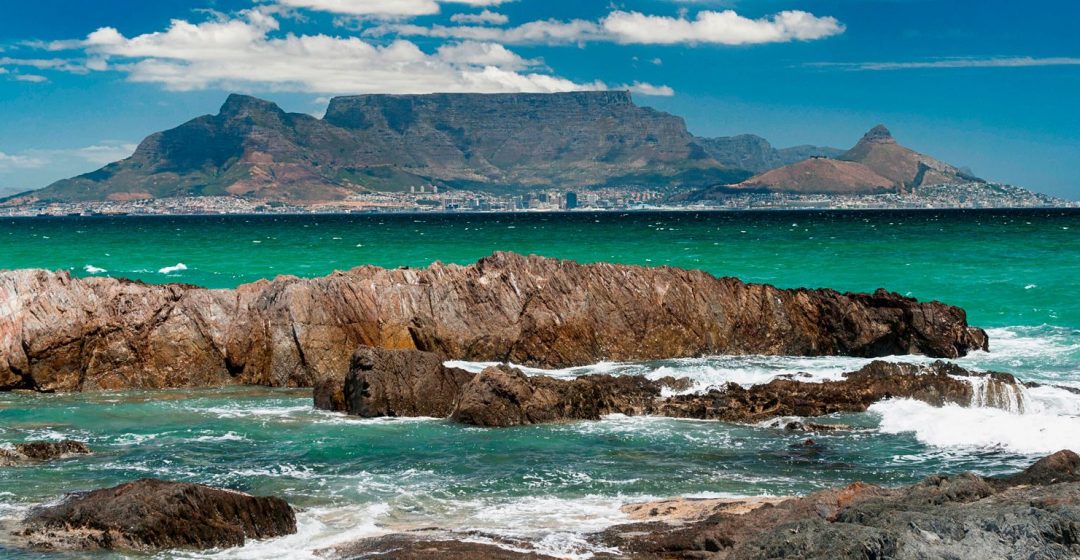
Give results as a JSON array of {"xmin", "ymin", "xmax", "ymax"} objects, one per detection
[
  {"xmin": 275, "ymin": 0, "xmax": 513, "ymax": 18},
  {"xmin": 809, "ymin": 56, "xmax": 1080, "ymax": 71},
  {"xmin": 54, "ymin": 9, "xmax": 603, "ymax": 94},
  {"xmin": 601, "ymin": 10, "xmax": 844, "ymax": 45},
  {"xmin": 14, "ymin": 74, "xmax": 48, "ymax": 82},
  {"xmin": 71, "ymin": 142, "xmax": 140, "ymax": 165},
  {"xmin": 450, "ymin": 9, "xmax": 508, "ymax": 25},
  {"xmin": 436, "ymin": 41, "xmax": 535, "ymax": 70},
  {"xmin": 372, "ymin": 9, "xmax": 844, "ymax": 45}
]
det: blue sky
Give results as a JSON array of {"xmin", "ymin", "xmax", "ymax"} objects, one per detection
[{"xmin": 1, "ymin": 0, "xmax": 1078, "ymax": 198}]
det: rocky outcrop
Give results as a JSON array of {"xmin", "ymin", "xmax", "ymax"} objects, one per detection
[
  {"xmin": 0, "ymin": 253, "xmax": 988, "ymax": 392},
  {"xmin": 330, "ymin": 346, "xmax": 474, "ymax": 417},
  {"xmin": 0, "ymin": 440, "xmax": 91, "ymax": 466},
  {"xmin": 448, "ymin": 365, "xmax": 670, "ymax": 427},
  {"xmin": 19, "ymin": 478, "xmax": 296, "ymax": 552},
  {"xmin": 593, "ymin": 450, "xmax": 1080, "ymax": 559},
  {"xmin": 326, "ymin": 357, "xmax": 1019, "ymax": 428},
  {"xmin": 656, "ymin": 360, "xmax": 1006, "ymax": 423}
]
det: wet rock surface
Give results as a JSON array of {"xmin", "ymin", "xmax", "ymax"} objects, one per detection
[
  {"xmin": 593, "ymin": 450, "xmax": 1080, "ymax": 559},
  {"xmin": 330, "ymin": 533, "xmax": 560, "ymax": 560},
  {"xmin": 341, "ymin": 346, "xmax": 474, "ymax": 417},
  {"xmin": 1, "ymin": 252, "xmax": 987, "ymax": 392},
  {"xmin": 0, "ymin": 440, "xmax": 91, "ymax": 466},
  {"xmin": 19, "ymin": 478, "xmax": 296, "ymax": 552},
  {"xmin": 449, "ymin": 365, "xmax": 667, "ymax": 427},
  {"xmin": 656, "ymin": 360, "xmax": 1012, "ymax": 422}
]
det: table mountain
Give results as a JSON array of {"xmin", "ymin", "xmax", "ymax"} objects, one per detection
[{"xmin": 14, "ymin": 92, "xmax": 756, "ymax": 204}]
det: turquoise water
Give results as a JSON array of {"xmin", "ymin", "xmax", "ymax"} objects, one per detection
[{"xmin": 1, "ymin": 210, "xmax": 1078, "ymax": 558}]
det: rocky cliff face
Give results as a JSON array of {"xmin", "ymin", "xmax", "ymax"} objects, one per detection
[
  {"xmin": 0, "ymin": 253, "xmax": 987, "ymax": 392},
  {"xmin": 17, "ymin": 92, "xmax": 744, "ymax": 203}
]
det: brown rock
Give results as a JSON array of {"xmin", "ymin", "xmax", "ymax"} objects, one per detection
[
  {"xmin": 328, "ymin": 533, "xmax": 559, "ymax": 560},
  {"xmin": 337, "ymin": 346, "xmax": 474, "ymax": 417},
  {"xmin": 0, "ymin": 253, "xmax": 988, "ymax": 392},
  {"xmin": 20, "ymin": 478, "xmax": 296, "ymax": 551},
  {"xmin": 0, "ymin": 440, "xmax": 91, "ymax": 466},
  {"xmin": 655, "ymin": 360, "xmax": 1012, "ymax": 423},
  {"xmin": 449, "ymin": 365, "xmax": 665, "ymax": 427}
]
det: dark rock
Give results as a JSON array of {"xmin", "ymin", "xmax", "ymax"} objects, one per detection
[
  {"xmin": 0, "ymin": 253, "xmax": 988, "ymax": 392},
  {"xmin": 1002, "ymin": 449, "xmax": 1080, "ymax": 486},
  {"xmin": 655, "ymin": 360, "xmax": 1015, "ymax": 423},
  {"xmin": 592, "ymin": 452, "xmax": 1080, "ymax": 559},
  {"xmin": 329, "ymin": 533, "xmax": 558, "ymax": 559},
  {"xmin": 20, "ymin": 478, "xmax": 296, "ymax": 551},
  {"xmin": 337, "ymin": 346, "xmax": 474, "ymax": 417},
  {"xmin": 0, "ymin": 440, "xmax": 91, "ymax": 466},
  {"xmin": 449, "ymin": 365, "xmax": 664, "ymax": 427}
]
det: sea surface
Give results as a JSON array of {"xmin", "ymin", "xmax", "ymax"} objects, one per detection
[{"xmin": 1, "ymin": 209, "xmax": 1078, "ymax": 558}]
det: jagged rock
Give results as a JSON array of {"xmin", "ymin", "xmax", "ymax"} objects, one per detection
[
  {"xmin": 656, "ymin": 361, "xmax": 1011, "ymax": 423},
  {"xmin": 449, "ymin": 365, "xmax": 667, "ymax": 427},
  {"xmin": 19, "ymin": 478, "xmax": 296, "ymax": 552},
  {"xmin": 0, "ymin": 253, "xmax": 988, "ymax": 392},
  {"xmin": 592, "ymin": 451, "xmax": 1080, "ymax": 559},
  {"xmin": 334, "ymin": 346, "xmax": 474, "ymax": 417},
  {"xmin": 0, "ymin": 440, "xmax": 91, "ymax": 466}
]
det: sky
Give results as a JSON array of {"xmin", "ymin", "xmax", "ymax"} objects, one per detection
[{"xmin": 0, "ymin": 0, "xmax": 1078, "ymax": 199}]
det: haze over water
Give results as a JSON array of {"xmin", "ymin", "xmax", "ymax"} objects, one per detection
[{"xmin": 1, "ymin": 209, "xmax": 1078, "ymax": 558}]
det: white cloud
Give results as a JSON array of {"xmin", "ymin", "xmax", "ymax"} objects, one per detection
[
  {"xmin": 0, "ymin": 152, "xmax": 47, "ymax": 170},
  {"xmin": 372, "ymin": 9, "xmax": 844, "ymax": 45},
  {"xmin": 450, "ymin": 9, "xmax": 508, "ymax": 25},
  {"xmin": 621, "ymin": 82, "xmax": 675, "ymax": 96},
  {"xmin": 69, "ymin": 9, "xmax": 602, "ymax": 94},
  {"xmin": 13, "ymin": 74, "xmax": 48, "ymax": 83},
  {"xmin": 275, "ymin": 0, "xmax": 513, "ymax": 18},
  {"xmin": 436, "ymin": 41, "xmax": 535, "ymax": 70},
  {"xmin": 809, "ymin": 56, "xmax": 1080, "ymax": 71},
  {"xmin": 72, "ymin": 142, "xmax": 139, "ymax": 165},
  {"xmin": 600, "ymin": 10, "xmax": 845, "ymax": 45},
  {"xmin": 369, "ymin": 19, "xmax": 606, "ymax": 45}
]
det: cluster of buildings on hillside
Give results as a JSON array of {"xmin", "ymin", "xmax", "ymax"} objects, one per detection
[{"xmin": 0, "ymin": 182, "xmax": 1072, "ymax": 217}]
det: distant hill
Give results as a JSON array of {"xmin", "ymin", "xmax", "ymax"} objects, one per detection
[
  {"xmin": 12, "ymin": 92, "xmax": 757, "ymax": 205},
  {"xmin": 690, "ymin": 125, "xmax": 981, "ymax": 197}
]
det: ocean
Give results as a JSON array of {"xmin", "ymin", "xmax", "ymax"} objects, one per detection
[{"xmin": 1, "ymin": 209, "xmax": 1078, "ymax": 558}]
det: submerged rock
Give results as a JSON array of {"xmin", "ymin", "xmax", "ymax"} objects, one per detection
[
  {"xmin": 329, "ymin": 533, "xmax": 559, "ymax": 560},
  {"xmin": 0, "ymin": 252, "xmax": 987, "ymax": 392},
  {"xmin": 0, "ymin": 440, "xmax": 91, "ymax": 466},
  {"xmin": 20, "ymin": 478, "xmax": 296, "ymax": 552}
]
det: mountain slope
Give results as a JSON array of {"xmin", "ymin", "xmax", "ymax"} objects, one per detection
[
  {"xmin": 17, "ymin": 92, "xmax": 746, "ymax": 204},
  {"xmin": 706, "ymin": 125, "xmax": 981, "ymax": 195},
  {"xmin": 696, "ymin": 134, "xmax": 842, "ymax": 173}
]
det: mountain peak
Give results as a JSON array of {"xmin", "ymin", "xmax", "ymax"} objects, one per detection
[
  {"xmin": 859, "ymin": 124, "xmax": 895, "ymax": 144},
  {"xmin": 219, "ymin": 94, "xmax": 285, "ymax": 118}
]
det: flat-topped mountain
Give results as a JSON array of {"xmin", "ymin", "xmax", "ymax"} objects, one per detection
[{"xmin": 14, "ymin": 92, "xmax": 755, "ymax": 204}]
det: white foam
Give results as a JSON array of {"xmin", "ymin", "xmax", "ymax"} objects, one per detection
[
  {"xmin": 174, "ymin": 503, "xmax": 390, "ymax": 560},
  {"xmin": 870, "ymin": 398, "xmax": 1080, "ymax": 455},
  {"xmin": 83, "ymin": 265, "xmax": 107, "ymax": 274},
  {"xmin": 158, "ymin": 263, "xmax": 188, "ymax": 274}
]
